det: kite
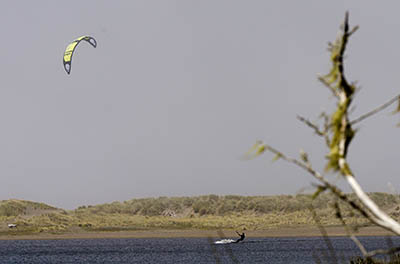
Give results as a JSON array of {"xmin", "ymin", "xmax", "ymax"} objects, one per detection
[{"xmin": 63, "ymin": 36, "xmax": 97, "ymax": 74}]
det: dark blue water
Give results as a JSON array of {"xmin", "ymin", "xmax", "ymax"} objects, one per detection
[{"xmin": 0, "ymin": 236, "xmax": 398, "ymax": 263}]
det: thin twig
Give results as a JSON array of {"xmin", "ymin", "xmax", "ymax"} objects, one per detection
[
  {"xmin": 297, "ymin": 115, "xmax": 324, "ymax": 136},
  {"xmin": 318, "ymin": 76, "xmax": 339, "ymax": 98},
  {"xmin": 217, "ymin": 230, "xmax": 240, "ymax": 264},
  {"xmin": 297, "ymin": 115, "xmax": 331, "ymax": 147},
  {"xmin": 365, "ymin": 246, "xmax": 400, "ymax": 258},
  {"xmin": 350, "ymin": 94, "xmax": 400, "ymax": 125},
  {"xmin": 333, "ymin": 201, "xmax": 368, "ymax": 256},
  {"xmin": 348, "ymin": 25, "xmax": 359, "ymax": 36},
  {"xmin": 208, "ymin": 236, "xmax": 221, "ymax": 264},
  {"xmin": 309, "ymin": 204, "xmax": 338, "ymax": 264}
]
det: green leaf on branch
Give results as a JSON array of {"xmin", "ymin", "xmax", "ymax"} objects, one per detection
[
  {"xmin": 312, "ymin": 186, "xmax": 327, "ymax": 200},
  {"xmin": 299, "ymin": 149, "xmax": 309, "ymax": 163},
  {"xmin": 243, "ymin": 140, "xmax": 267, "ymax": 159},
  {"xmin": 272, "ymin": 153, "xmax": 282, "ymax": 162},
  {"xmin": 392, "ymin": 97, "xmax": 400, "ymax": 114}
]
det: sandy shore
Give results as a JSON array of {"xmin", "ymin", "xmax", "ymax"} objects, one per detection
[{"xmin": 0, "ymin": 226, "xmax": 395, "ymax": 240}]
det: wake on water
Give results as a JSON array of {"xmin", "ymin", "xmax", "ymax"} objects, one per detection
[{"xmin": 214, "ymin": 239, "xmax": 235, "ymax": 244}]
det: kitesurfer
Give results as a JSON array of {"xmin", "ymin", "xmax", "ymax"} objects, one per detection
[{"xmin": 233, "ymin": 231, "xmax": 245, "ymax": 243}]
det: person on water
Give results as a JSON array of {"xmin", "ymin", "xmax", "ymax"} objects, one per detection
[{"xmin": 233, "ymin": 231, "xmax": 245, "ymax": 243}]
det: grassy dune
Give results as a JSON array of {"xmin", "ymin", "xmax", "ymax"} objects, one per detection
[{"xmin": 1, "ymin": 193, "xmax": 399, "ymax": 236}]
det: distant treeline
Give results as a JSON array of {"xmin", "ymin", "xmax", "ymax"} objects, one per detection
[{"xmin": 74, "ymin": 192, "xmax": 400, "ymax": 217}]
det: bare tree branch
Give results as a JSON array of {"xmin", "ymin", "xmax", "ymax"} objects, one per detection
[
  {"xmin": 264, "ymin": 143, "xmax": 400, "ymax": 258},
  {"xmin": 263, "ymin": 145, "xmax": 380, "ymax": 225},
  {"xmin": 248, "ymin": 11, "xmax": 400, "ymax": 261},
  {"xmin": 324, "ymin": 12, "xmax": 400, "ymax": 235}
]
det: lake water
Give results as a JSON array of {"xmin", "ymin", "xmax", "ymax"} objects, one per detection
[{"xmin": 0, "ymin": 236, "xmax": 399, "ymax": 263}]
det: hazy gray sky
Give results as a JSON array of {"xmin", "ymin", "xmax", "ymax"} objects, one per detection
[{"xmin": 1, "ymin": 1, "xmax": 399, "ymax": 209}]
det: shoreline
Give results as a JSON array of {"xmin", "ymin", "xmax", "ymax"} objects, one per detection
[{"xmin": 0, "ymin": 226, "xmax": 395, "ymax": 240}]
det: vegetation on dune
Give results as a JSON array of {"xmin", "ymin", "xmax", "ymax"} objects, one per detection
[
  {"xmin": 75, "ymin": 193, "xmax": 400, "ymax": 218},
  {"xmin": 0, "ymin": 193, "xmax": 399, "ymax": 236},
  {"xmin": 0, "ymin": 199, "xmax": 59, "ymax": 217}
]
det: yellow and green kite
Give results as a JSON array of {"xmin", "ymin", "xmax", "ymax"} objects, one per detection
[{"xmin": 63, "ymin": 36, "xmax": 97, "ymax": 74}]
